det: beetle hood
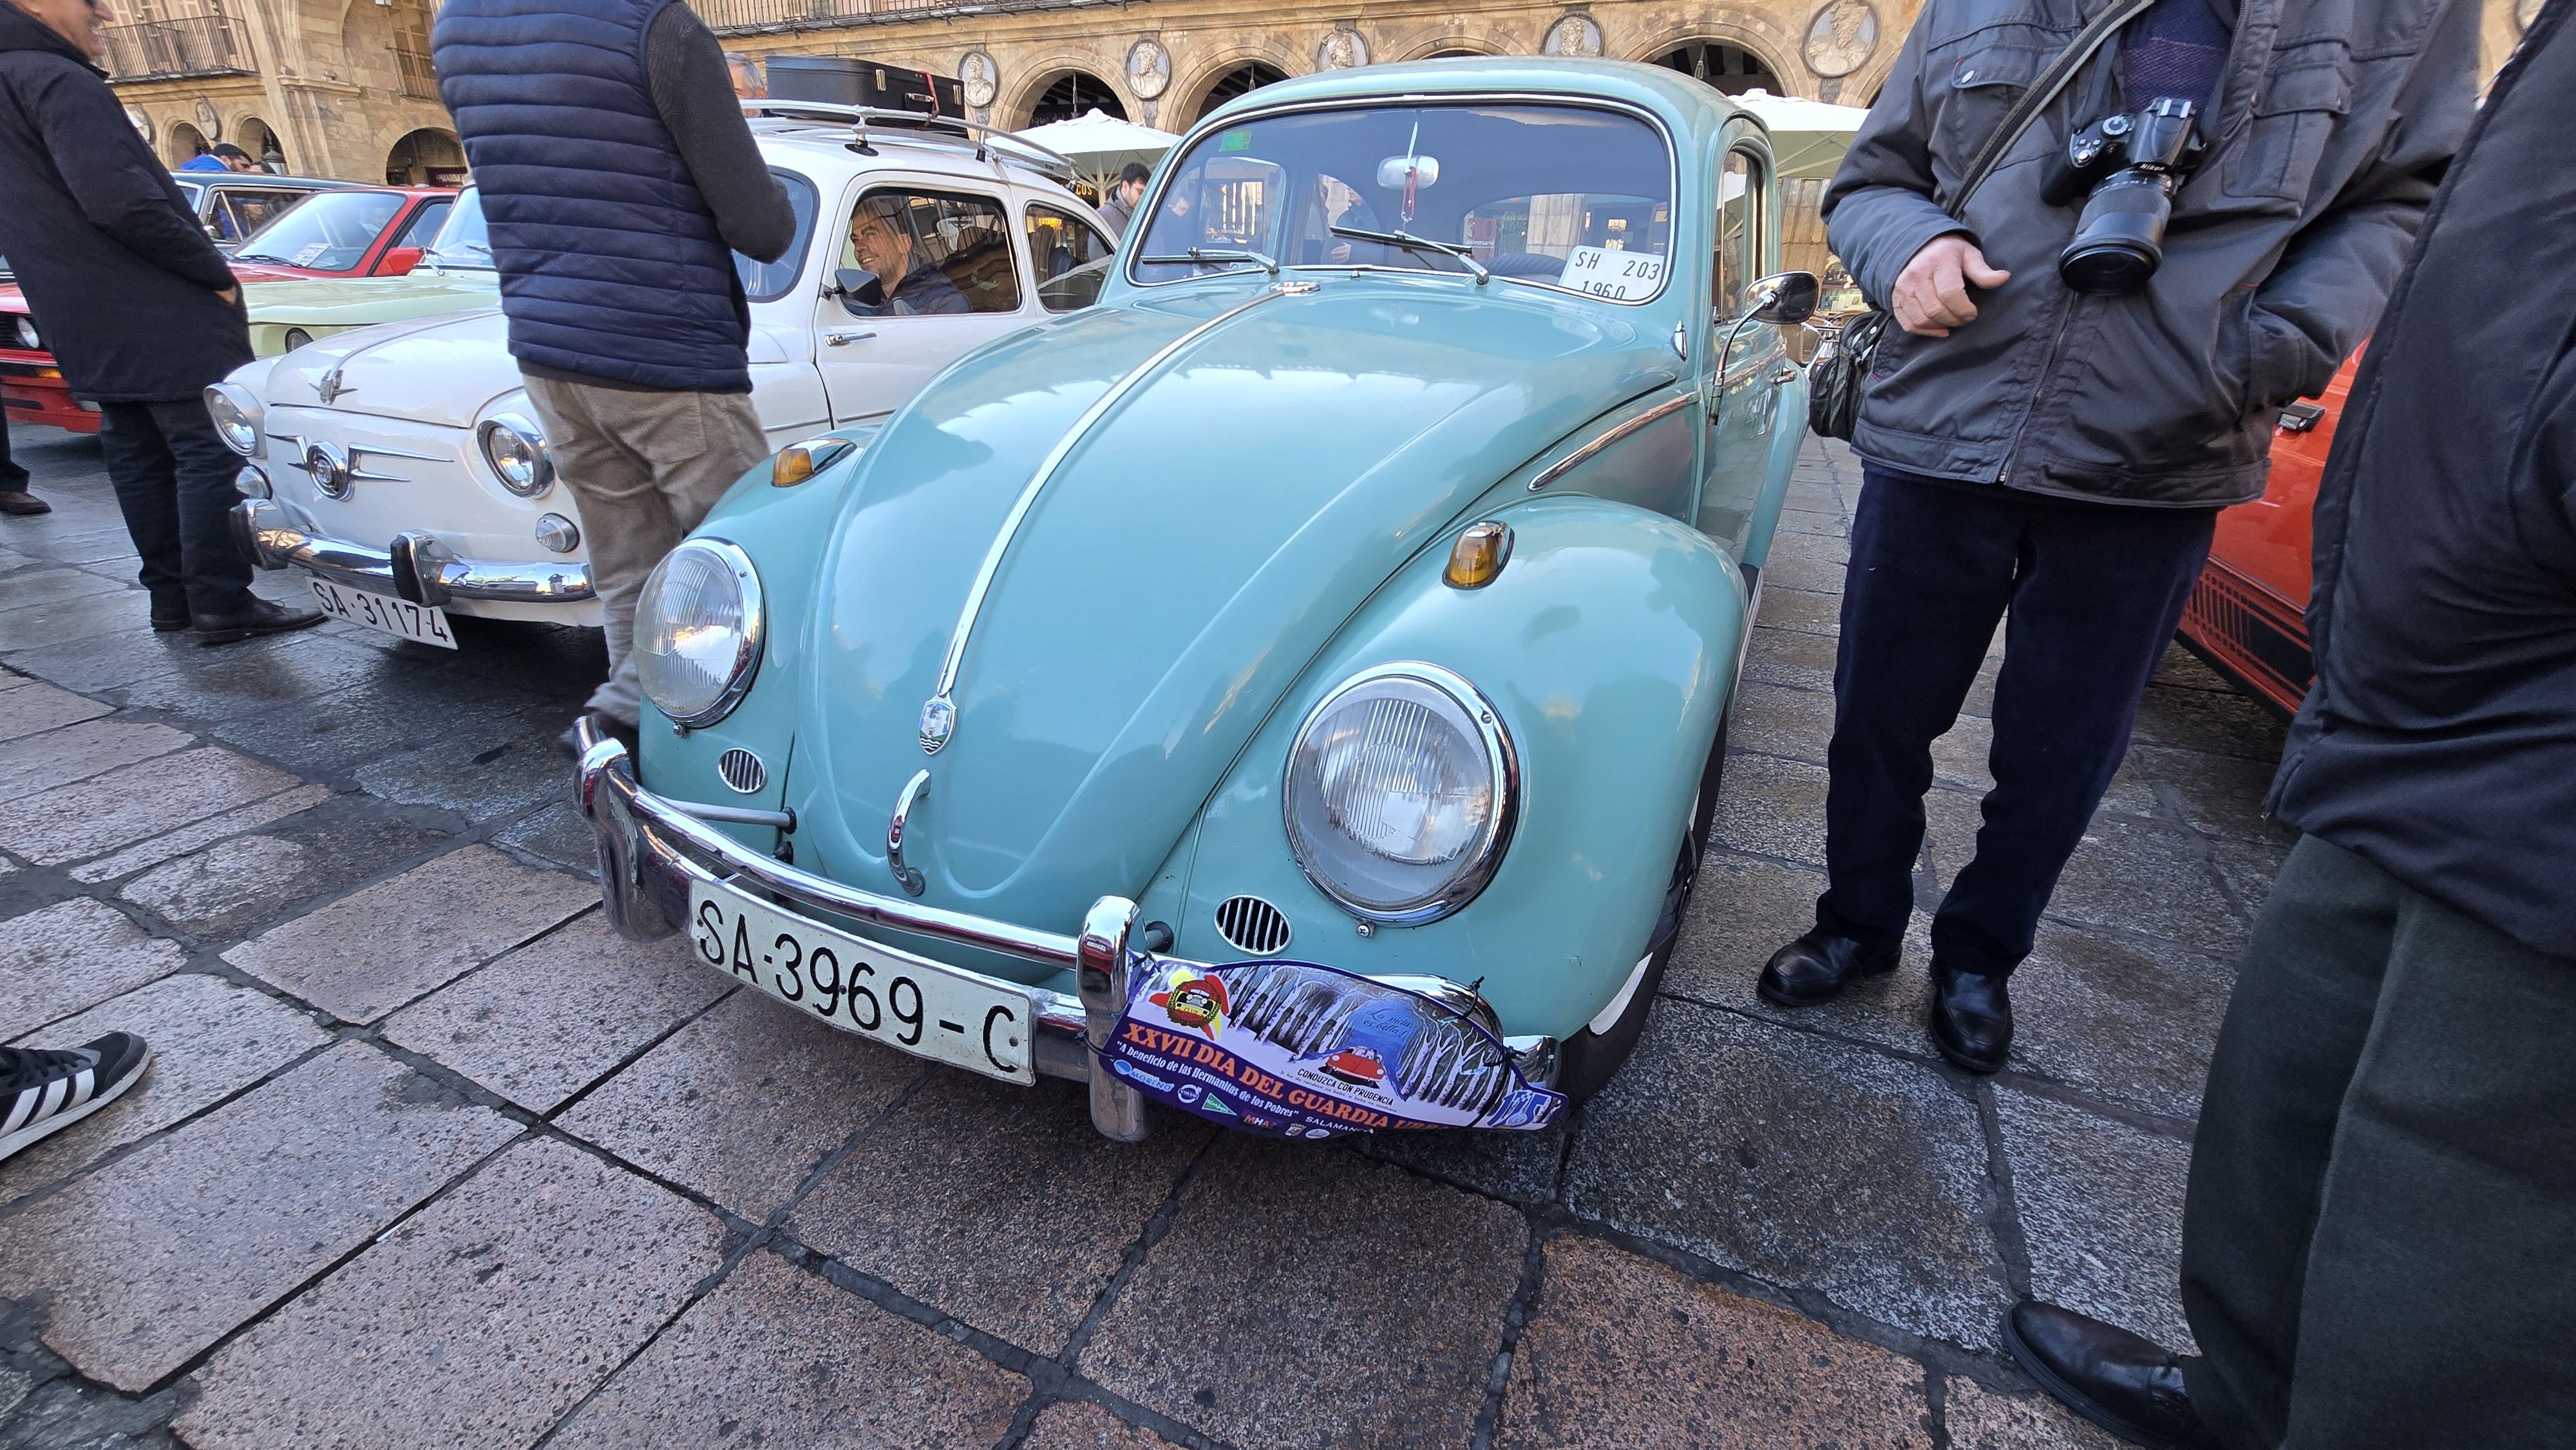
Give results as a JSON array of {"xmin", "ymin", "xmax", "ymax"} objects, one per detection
[{"xmin": 788, "ymin": 278, "xmax": 1674, "ymax": 927}]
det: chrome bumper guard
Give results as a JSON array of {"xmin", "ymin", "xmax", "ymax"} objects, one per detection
[
  {"xmin": 569, "ymin": 718, "xmax": 1559, "ymax": 1142},
  {"xmin": 231, "ymin": 498, "xmax": 594, "ymax": 608}
]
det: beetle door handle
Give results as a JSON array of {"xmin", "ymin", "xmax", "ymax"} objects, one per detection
[
  {"xmin": 825, "ymin": 330, "xmax": 876, "ymax": 347},
  {"xmin": 1768, "ymin": 362, "xmax": 1799, "ymax": 385}
]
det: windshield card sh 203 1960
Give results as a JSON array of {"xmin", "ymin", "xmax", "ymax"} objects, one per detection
[
  {"xmin": 1103, "ymin": 959, "xmax": 1564, "ymax": 1140},
  {"xmin": 1557, "ymin": 245, "xmax": 1665, "ymax": 300}
]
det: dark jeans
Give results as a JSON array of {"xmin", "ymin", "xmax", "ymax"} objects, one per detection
[
  {"xmin": 97, "ymin": 398, "xmax": 253, "ymax": 619},
  {"xmin": 1816, "ymin": 467, "xmax": 2215, "ymax": 977},
  {"xmin": 2182, "ymin": 835, "xmax": 2576, "ymax": 1449},
  {"xmin": 0, "ymin": 414, "xmax": 27, "ymax": 492}
]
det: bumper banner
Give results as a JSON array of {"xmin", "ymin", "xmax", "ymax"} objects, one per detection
[{"xmin": 1103, "ymin": 959, "xmax": 1564, "ymax": 1140}]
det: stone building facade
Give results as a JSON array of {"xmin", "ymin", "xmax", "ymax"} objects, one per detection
[{"xmin": 102, "ymin": 0, "xmax": 2539, "ymax": 185}]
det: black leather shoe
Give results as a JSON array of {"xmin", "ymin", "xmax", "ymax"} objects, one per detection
[
  {"xmin": 2004, "ymin": 1301, "xmax": 2216, "ymax": 1449},
  {"xmin": 1929, "ymin": 961, "xmax": 2012, "ymax": 1073},
  {"xmin": 150, "ymin": 604, "xmax": 191, "ymax": 632},
  {"xmin": 1757, "ymin": 927, "xmax": 1899, "ymax": 1006},
  {"xmin": 192, "ymin": 597, "xmax": 324, "ymax": 646}
]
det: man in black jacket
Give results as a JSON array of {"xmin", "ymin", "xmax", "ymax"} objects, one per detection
[
  {"xmin": 0, "ymin": 0, "xmax": 318, "ymax": 643},
  {"xmin": 2004, "ymin": 6, "xmax": 2576, "ymax": 1445}
]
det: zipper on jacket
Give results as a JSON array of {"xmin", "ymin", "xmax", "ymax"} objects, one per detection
[{"xmin": 1994, "ymin": 293, "xmax": 2083, "ymax": 488}]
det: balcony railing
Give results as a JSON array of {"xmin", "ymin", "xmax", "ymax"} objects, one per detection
[
  {"xmin": 687, "ymin": 0, "xmax": 1099, "ymax": 36},
  {"xmin": 100, "ymin": 13, "xmax": 256, "ymax": 82}
]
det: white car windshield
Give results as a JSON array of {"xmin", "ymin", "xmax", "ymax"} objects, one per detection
[
  {"xmin": 1132, "ymin": 102, "xmax": 1675, "ymax": 302},
  {"xmin": 232, "ymin": 190, "xmax": 408, "ymax": 268}
]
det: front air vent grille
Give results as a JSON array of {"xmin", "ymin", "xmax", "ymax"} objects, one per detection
[
  {"xmin": 716, "ymin": 748, "xmax": 766, "ymax": 795},
  {"xmin": 1213, "ymin": 895, "xmax": 1292, "ymax": 956}
]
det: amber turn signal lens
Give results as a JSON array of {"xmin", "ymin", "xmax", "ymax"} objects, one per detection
[
  {"xmin": 1443, "ymin": 520, "xmax": 1513, "ymax": 589},
  {"xmin": 771, "ymin": 446, "xmax": 817, "ymax": 487}
]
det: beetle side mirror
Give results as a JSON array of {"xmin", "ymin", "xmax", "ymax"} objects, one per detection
[
  {"xmin": 834, "ymin": 267, "xmax": 886, "ymax": 314},
  {"xmin": 377, "ymin": 246, "xmax": 424, "ymax": 277},
  {"xmin": 1745, "ymin": 270, "xmax": 1822, "ymax": 326}
]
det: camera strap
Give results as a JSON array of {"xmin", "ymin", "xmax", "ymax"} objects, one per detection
[{"xmin": 1948, "ymin": 0, "xmax": 2161, "ymax": 216}]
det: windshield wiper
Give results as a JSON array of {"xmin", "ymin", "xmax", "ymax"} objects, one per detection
[
  {"xmin": 234, "ymin": 252, "xmax": 293, "ymax": 264},
  {"xmin": 1329, "ymin": 225, "xmax": 1490, "ymax": 285},
  {"xmin": 1137, "ymin": 247, "xmax": 1280, "ymax": 277}
]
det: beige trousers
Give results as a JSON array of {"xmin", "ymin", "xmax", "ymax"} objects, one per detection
[{"xmin": 520, "ymin": 373, "xmax": 768, "ymax": 726}]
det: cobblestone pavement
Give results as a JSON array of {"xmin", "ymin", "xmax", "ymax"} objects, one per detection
[{"xmin": 0, "ymin": 428, "xmax": 2291, "ymax": 1449}]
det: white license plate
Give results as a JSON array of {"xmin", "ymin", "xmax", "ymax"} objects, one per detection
[
  {"xmin": 687, "ymin": 877, "xmax": 1040, "ymax": 1085},
  {"xmin": 307, "ymin": 577, "xmax": 456, "ymax": 648}
]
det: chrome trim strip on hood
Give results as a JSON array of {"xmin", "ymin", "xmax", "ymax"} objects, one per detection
[{"xmin": 917, "ymin": 281, "xmax": 1316, "ymax": 755}]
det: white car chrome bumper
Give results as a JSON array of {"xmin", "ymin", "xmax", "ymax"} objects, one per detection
[{"xmin": 231, "ymin": 498, "xmax": 594, "ymax": 608}]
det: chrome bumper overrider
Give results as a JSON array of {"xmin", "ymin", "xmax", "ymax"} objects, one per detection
[
  {"xmin": 569, "ymin": 719, "xmax": 1560, "ymax": 1142},
  {"xmin": 231, "ymin": 498, "xmax": 594, "ymax": 608}
]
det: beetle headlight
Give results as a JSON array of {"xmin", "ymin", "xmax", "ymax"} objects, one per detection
[
  {"xmin": 11, "ymin": 315, "xmax": 37, "ymax": 350},
  {"xmin": 1282, "ymin": 663, "xmax": 1516, "ymax": 924},
  {"xmin": 204, "ymin": 382, "xmax": 263, "ymax": 457},
  {"xmin": 476, "ymin": 412, "xmax": 553, "ymax": 498},
  {"xmin": 635, "ymin": 540, "xmax": 763, "ymax": 727}
]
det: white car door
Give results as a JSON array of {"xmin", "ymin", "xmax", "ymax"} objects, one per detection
[{"xmin": 811, "ymin": 176, "xmax": 1036, "ymax": 423}]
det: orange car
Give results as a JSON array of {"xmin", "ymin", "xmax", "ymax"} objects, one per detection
[{"xmin": 2176, "ymin": 351, "xmax": 2362, "ymax": 717}]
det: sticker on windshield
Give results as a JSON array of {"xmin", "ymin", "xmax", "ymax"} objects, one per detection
[
  {"xmin": 1558, "ymin": 245, "xmax": 1666, "ymax": 301},
  {"xmin": 1102, "ymin": 959, "xmax": 1565, "ymax": 1140},
  {"xmin": 1218, "ymin": 129, "xmax": 1253, "ymax": 153}
]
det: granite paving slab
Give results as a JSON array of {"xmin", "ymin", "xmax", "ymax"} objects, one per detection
[
  {"xmin": 1079, "ymin": 1136, "xmax": 1526, "ymax": 1449},
  {"xmin": 555, "ymin": 988, "xmax": 922, "ymax": 1222},
  {"xmin": 1495, "ymin": 1235, "xmax": 1929, "ymax": 1449},
  {"xmin": 0, "ymin": 594, "xmax": 157, "ymax": 653},
  {"xmin": 0, "ymin": 746, "xmax": 298, "ymax": 866},
  {"xmin": 2126, "ymin": 675, "xmax": 2287, "ymax": 763},
  {"xmin": 120, "ymin": 810, "xmax": 463, "ymax": 943},
  {"xmin": 1753, "ymin": 550, "xmax": 1848, "ymax": 594},
  {"xmin": 1021, "ymin": 1398, "xmax": 1189, "ymax": 1450},
  {"xmin": 1755, "ymin": 585, "xmax": 1841, "ymax": 637},
  {"xmin": 2047, "ymin": 820, "xmax": 2252, "ymax": 956},
  {"xmin": 381, "ymin": 911, "xmax": 731, "ymax": 1115},
  {"xmin": 0, "ymin": 1041, "xmax": 518, "ymax": 1391},
  {"xmin": 353, "ymin": 708, "xmax": 591, "ymax": 822},
  {"xmin": 0, "ymin": 681, "xmax": 111, "ymax": 744},
  {"xmin": 0, "ymin": 972, "xmax": 330, "ymax": 1207},
  {"xmin": 209, "ymin": 670, "xmax": 533, "ymax": 780},
  {"xmin": 1665, "ymin": 851, "xmax": 1828, "ymax": 1004},
  {"xmin": 1738, "ymin": 624, "xmax": 1839, "ymax": 693},
  {"xmin": 1361, "ymin": 1118, "xmax": 1568, "ymax": 1204},
  {"xmin": 0, "ymin": 567, "xmax": 128, "ymax": 611},
  {"xmin": 0, "ymin": 717, "xmax": 189, "ymax": 804},
  {"xmin": 66, "ymin": 784, "xmax": 333, "ymax": 885},
  {"xmin": 489, "ymin": 800, "xmax": 598, "ymax": 872},
  {"xmin": 790, "ymin": 1070, "xmax": 1209, "ymax": 1354},
  {"xmin": 222, "ymin": 844, "xmax": 594, "ymax": 1023},
  {"xmin": 2126, "ymin": 744, "xmax": 2298, "ymax": 846},
  {"xmin": 544, "ymin": 1250, "xmax": 1025, "ymax": 1450},
  {"xmin": 0, "ymin": 897, "xmax": 189, "ymax": 1040},
  {"xmin": 2002, "ymin": 923, "xmax": 2235, "ymax": 1119},
  {"xmin": 1994, "ymin": 1089, "xmax": 2193, "ymax": 1351},
  {"xmin": 1566, "ymin": 1001, "xmax": 2009, "ymax": 1349},
  {"xmin": 109, "ymin": 634, "xmax": 434, "ymax": 724},
  {"xmin": 1712, "ymin": 752, "xmax": 1831, "ymax": 867},
  {"xmin": 174, "ymin": 1137, "xmax": 723, "ymax": 1450},
  {"xmin": 1761, "ymin": 528, "xmax": 1851, "ymax": 567},
  {"xmin": 1728, "ymin": 686, "xmax": 1835, "ymax": 764},
  {"xmin": 1944, "ymin": 1377, "xmax": 2126, "ymax": 1449},
  {"xmin": 1775, "ymin": 507, "xmax": 1848, "ymax": 538}
]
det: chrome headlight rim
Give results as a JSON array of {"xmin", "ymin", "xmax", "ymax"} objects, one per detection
[
  {"xmin": 10, "ymin": 315, "xmax": 37, "ymax": 350},
  {"xmin": 281, "ymin": 326, "xmax": 313, "ymax": 352},
  {"xmin": 637, "ymin": 538, "xmax": 764, "ymax": 728},
  {"xmin": 1281, "ymin": 661, "xmax": 1519, "ymax": 927},
  {"xmin": 475, "ymin": 412, "xmax": 554, "ymax": 498},
  {"xmin": 204, "ymin": 382, "xmax": 263, "ymax": 458}
]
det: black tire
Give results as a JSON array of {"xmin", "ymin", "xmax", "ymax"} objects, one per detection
[{"xmin": 1552, "ymin": 715, "xmax": 1730, "ymax": 1102}]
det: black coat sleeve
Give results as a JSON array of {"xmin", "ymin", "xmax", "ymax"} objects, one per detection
[
  {"xmin": 644, "ymin": 5, "xmax": 795, "ymax": 263},
  {"xmin": 26, "ymin": 59, "xmax": 235, "ymax": 293}
]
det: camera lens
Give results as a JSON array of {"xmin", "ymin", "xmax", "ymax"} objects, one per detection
[{"xmin": 2059, "ymin": 171, "xmax": 2175, "ymax": 295}]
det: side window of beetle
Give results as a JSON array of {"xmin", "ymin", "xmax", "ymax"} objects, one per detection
[
  {"xmin": 1024, "ymin": 203, "xmax": 1116, "ymax": 312},
  {"xmin": 840, "ymin": 189, "xmax": 1023, "ymax": 317},
  {"xmin": 1712, "ymin": 148, "xmax": 1765, "ymax": 320}
]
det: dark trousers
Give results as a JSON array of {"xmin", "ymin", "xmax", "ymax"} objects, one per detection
[
  {"xmin": 97, "ymin": 398, "xmax": 252, "ymax": 619},
  {"xmin": 2182, "ymin": 835, "xmax": 2576, "ymax": 1449},
  {"xmin": 0, "ymin": 415, "xmax": 27, "ymax": 492},
  {"xmin": 1817, "ymin": 469, "xmax": 2215, "ymax": 977}
]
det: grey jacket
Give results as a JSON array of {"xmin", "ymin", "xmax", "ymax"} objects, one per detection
[{"xmin": 1823, "ymin": 0, "xmax": 2478, "ymax": 507}]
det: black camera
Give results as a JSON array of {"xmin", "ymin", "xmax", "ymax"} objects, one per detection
[{"xmin": 2040, "ymin": 97, "xmax": 2206, "ymax": 296}]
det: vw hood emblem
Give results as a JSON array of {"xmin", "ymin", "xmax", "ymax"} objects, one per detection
[{"xmin": 917, "ymin": 695, "xmax": 954, "ymax": 754}]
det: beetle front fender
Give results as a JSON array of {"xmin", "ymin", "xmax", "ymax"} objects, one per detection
[{"xmin": 1173, "ymin": 494, "xmax": 1750, "ymax": 1041}]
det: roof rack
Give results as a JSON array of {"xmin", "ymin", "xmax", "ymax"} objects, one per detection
[{"xmin": 739, "ymin": 100, "xmax": 1078, "ymax": 185}]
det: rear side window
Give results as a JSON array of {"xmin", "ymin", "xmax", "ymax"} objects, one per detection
[
  {"xmin": 840, "ymin": 188, "xmax": 1021, "ymax": 316},
  {"xmin": 1025, "ymin": 203, "xmax": 1116, "ymax": 312},
  {"xmin": 395, "ymin": 199, "xmax": 453, "ymax": 249}
]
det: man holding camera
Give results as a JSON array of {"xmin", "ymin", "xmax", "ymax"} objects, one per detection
[{"xmin": 1762, "ymin": 0, "xmax": 2479, "ymax": 1073}]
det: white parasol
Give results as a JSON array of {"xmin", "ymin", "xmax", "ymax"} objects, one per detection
[
  {"xmin": 1014, "ymin": 109, "xmax": 1182, "ymax": 194},
  {"xmin": 1733, "ymin": 90, "xmax": 1873, "ymax": 181}
]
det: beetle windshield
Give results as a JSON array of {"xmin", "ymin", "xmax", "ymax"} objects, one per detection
[
  {"xmin": 1132, "ymin": 102, "xmax": 1674, "ymax": 302},
  {"xmin": 232, "ymin": 190, "xmax": 407, "ymax": 268}
]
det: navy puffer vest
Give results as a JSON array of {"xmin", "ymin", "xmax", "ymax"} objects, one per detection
[{"xmin": 433, "ymin": 0, "xmax": 750, "ymax": 392}]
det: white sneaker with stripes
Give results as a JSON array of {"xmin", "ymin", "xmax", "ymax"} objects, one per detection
[{"xmin": 0, "ymin": 1032, "xmax": 152, "ymax": 1165}]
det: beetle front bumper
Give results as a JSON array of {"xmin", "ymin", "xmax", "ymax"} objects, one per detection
[
  {"xmin": 231, "ymin": 498, "xmax": 596, "ymax": 608},
  {"xmin": 569, "ymin": 719, "xmax": 1561, "ymax": 1142}
]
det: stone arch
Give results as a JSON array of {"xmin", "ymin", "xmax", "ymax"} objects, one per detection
[
  {"xmin": 1397, "ymin": 35, "xmax": 1506, "ymax": 61},
  {"xmin": 165, "ymin": 121, "xmax": 207, "ymax": 168},
  {"xmin": 1174, "ymin": 50, "xmax": 1293, "ymax": 128},
  {"xmin": 998, "ymin": 56, "xmax": 1124, "ymax": 130},
  {"xmin": 1627, "ymin": 17, "xmax": 1805, "ymax": 98},
  {"xmin": 384, "ymin": 127, "xmax": 465, "ymax": 186},
  {"xmin": 234, "ymin": 116, "xmax": 285, "ymax": 172},
  {"xmin": 1025, "ymin": 68, "xmax": 1130, "ymax": 126}
]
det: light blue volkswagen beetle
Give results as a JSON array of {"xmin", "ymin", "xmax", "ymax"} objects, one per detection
[{"xmin": 577, "ymin": 58, "xmax": 1819, "ymax": 1143}]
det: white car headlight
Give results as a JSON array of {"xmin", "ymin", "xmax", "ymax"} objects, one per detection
[
  {"xmin": 204, "ymin": 382, "xmax": 263, "ymax": 457},
  {"xmin": 1282, "ymin": 663, "xmax": 1517, "ymax": 924},
  {"xmin": 476, "ymin": 412, "xmax": 553, "ymax": 498},
  {"xmin": 635, "ymin": 540, "xmax": 763, "ymax": 727},
  {"xmin": 11, "ymin": 315, "xmax": 37, "ymax": 350}
]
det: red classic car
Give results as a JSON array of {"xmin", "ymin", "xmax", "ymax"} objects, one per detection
[
  {"xmin": 0, "ymin": 187, "xmax": 453, "ymax": 435},
  {"xmin": 2175, "ymin": 352, "xmax": 2362, "ymax": 717}
]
